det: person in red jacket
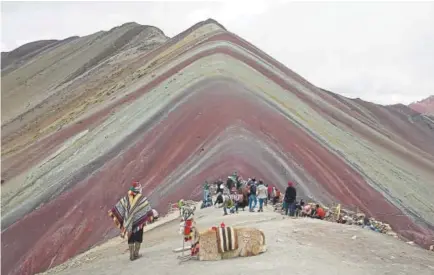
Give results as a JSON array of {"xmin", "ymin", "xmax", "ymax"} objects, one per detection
[{"xmin": 313, "ymin": 204, "xmax": 326, "ymax": 220}]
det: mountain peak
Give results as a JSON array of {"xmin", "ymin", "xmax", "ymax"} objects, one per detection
[{"xmin": 408, "ymin": 95, "xmax": 434, "ymax": 115}]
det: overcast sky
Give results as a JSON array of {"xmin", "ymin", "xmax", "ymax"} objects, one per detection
[{"xmin": 1, "ymin": 1, "xmax": 434, "ymax": 105}]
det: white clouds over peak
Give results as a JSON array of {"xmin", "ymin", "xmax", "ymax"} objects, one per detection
[{"xmin": 1, "ymin": 1, "xmax": 433, "ymax": 105}]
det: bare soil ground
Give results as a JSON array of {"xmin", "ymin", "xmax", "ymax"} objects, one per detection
[{"xmin": 40, "ymin": 203, "xmax": 434, "ymax": 275}]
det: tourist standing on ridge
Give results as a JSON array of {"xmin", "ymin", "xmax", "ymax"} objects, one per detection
[
  {"xmin": 215, "ymin": 178, "xmax": 224, "ymax": 194},
  {"xmin": 226, "ymin": 177, "xmax": 234, "ymax": 190},
  {"xmin": 267, "ymin": 184, "xmax": 273, "ymax": 203},
  {"xmin": 227, "ymin": 171, "xmax": 239, "ymax": 190},
  {"xmin": 203, "ymin": 181, "xmax": 210, "ymax": 202},
  {"xmin": 178, "ymin": 199, "xmax": 185, "ymax": 216},
  {"xmin": 253, "ymin": 178, "xmax": 258, "ymax": 208},
  {"xmin": 248, "ymin": 179, "xmax": 258, "ymax": 212},
  {"xmin": 108, "ymin": 181, "xmax": 153, "ymax": 261},
  {"xmin": 284, "ymin": 181, "xmax": 297, "ymax": 216},
  {"xmin": 257, "ymin": 180, "xmax": 268, "ymax": 212},
  {"xmin": 232, "ymin": 171, "xmax": 243, "ymax": 189},
  {"xmin": 272, "ymin": 186, "xmax": 281, "ymax": 205}
]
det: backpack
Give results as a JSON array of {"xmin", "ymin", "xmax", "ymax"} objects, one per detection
[
  {"xmin": 276, "ymin": 190, "xmax": 281, "ymax": 197},
  {"xmin": 250, "ymin": 184, "xmax": 257, "ymax": 195}
]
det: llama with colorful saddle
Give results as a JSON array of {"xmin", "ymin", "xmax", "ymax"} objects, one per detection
[{"xmin": 175, "ymin": 205, "xmax": 267, "ymax": 262}]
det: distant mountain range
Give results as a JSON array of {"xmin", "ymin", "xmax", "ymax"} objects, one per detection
[{"xmin": 409, "ymin": 95, "xmax": 434, "ymax": 115}]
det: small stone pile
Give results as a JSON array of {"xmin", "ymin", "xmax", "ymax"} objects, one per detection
[
  {"xmin": 330, "ymin": 207, "xmax": 397, "ymax": 238},
  {"xmin": 274, "ymin": 201, "xmax": 395, "ymax": 238}
]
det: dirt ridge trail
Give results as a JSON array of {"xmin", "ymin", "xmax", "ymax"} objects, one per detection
[{"xmin": 39, "ymin": 203, "xmax": 434, "ymax": 275}]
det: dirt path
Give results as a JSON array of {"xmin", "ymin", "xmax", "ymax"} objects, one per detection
[{"xmin": 40, "ymin": 204, "xmax": 434, "ymax": 275}]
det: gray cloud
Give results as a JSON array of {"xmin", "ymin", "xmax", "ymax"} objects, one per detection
[{"xmin": 1, "ymin": 1, "xmax": 433, "ymax": 104}]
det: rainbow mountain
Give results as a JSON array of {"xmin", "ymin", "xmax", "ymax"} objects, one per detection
[{"xmin": 1, "ymin": 19, "xmax": 434, "ymax": 275}]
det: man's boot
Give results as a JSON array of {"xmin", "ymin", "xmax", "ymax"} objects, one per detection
[
  {"xmin": 129, "ymin": 244, "xmax": 135, "ymax": 261},
  {"xmin": 134, "ymin": 242, "xmax": 141, "ymax": 259}
]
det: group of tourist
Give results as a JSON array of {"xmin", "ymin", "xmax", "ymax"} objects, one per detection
[
  {"xmin": 206, "ymin": 172, "xmax": 274, "ymax": 215},
  {"xmin": 280, "ymin": 182, "xmax": 326, "ymax": 219},
  {"xmin": 107, "ymin": 175, "xmax": 328, "ymax": 262},
  {"xmin": 203, "ymin": 173, "xmax": 327, "ymax": 220}
]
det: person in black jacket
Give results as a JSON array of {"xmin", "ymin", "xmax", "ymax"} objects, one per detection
[
  {"xmin": 284, "ymin": 181, "xmax": 297, "ymax": 216},
  {"xmin": 215, "ymin": 178, "xmax": 224, "ymax": 194}
]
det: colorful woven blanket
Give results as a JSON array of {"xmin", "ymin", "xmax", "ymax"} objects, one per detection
[
  {"xmin": 216, "ymin": 227, "xmax": 238, "ymax": 253},
  {"xmin": 108, "ymin": 193, "xmax": 152, "ymax": 238}
]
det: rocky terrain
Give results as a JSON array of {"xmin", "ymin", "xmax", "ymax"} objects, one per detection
[
  {"xmin": 409, "ymin": 95, "xmax": 434, "ymax": 115},
  {"xmin": 2, "ymin": 19, "xmax": 434, "ymax": 275}
]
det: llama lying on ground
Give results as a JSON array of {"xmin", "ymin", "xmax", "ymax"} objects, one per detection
[{"xmin": 176, "ymin": 205, "xmax": 267, "ymax": 261}]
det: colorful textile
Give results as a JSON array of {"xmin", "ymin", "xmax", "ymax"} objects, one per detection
[
  {"xmin": 108, "ymin": 193, "xmax": 152, "ymax": 238},
  {"xmin": 183, "ymin": 219, "xmax": 195, "ymax": 241},
  {"xmin": 216, "ymin": 226, "xmax": 238, "ymax": 253}
]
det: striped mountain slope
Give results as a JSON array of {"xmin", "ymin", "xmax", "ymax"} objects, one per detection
[{"xmin": 1, "ymin": 19, "xmax": 433, "ymax": 275}]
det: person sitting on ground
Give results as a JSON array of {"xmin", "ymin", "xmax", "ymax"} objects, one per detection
[
  {"xmin": 301, "ymin": 203, "xmax": 312, "ymax": 217},
  {"xmin": 313, "ymin": 204, "xmax": 326, "ymax": 220},
  {"xmin": 295, "ymin": 199, "xmax": 305, "ymax": 217},
  {"xmin": 284, "ymin": 181, "xmax": 297, "ymax": 216},
  {"xmin": 337, "ymin": 214, "xmax": 347, "ymax": 224},
  {"xmin": 363, "ymin": 216, "xmax": 371, "ymax": 227},
  {"xmin": 201, "ymin": 193, "xmax": 213, "ymax": 209},
  {"xmin": 229, "ymin": 188, "xmax": 242, "ymax": 213},
  {"xmin": 257, "ymin": 180, "xmax": 268, "ymax": 212},
  {"xmin": 223, "ymin": 195, "xmax": 234, "ymax": 215}
]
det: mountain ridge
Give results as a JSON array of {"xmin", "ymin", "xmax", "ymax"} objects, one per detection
[
  {"xmin": 1, "ymin": 21, "xmax": 170, "ymax": 148},
  {"xmin": 409, "ymin": 95, "xmax": 434, "ymax": 115},
  {"xmin": 1, "ymin": 18, "xmax": 433, "ymax": 275}
]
